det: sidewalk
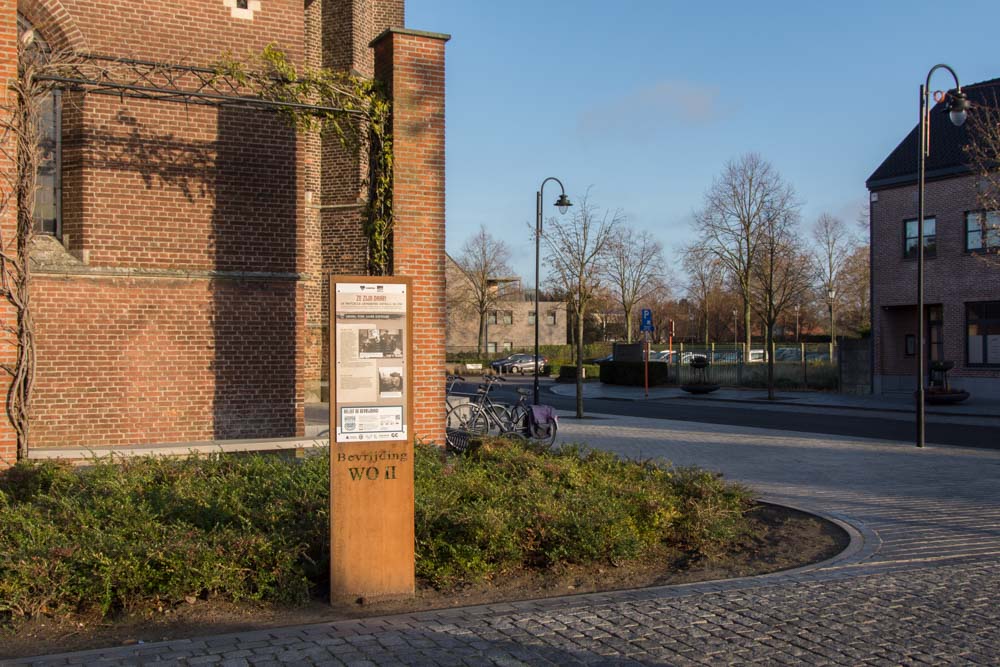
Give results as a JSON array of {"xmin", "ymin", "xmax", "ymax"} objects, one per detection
[{"xmin": 548, "ymin": 380, "xmax": 1000, "ymax": 421}]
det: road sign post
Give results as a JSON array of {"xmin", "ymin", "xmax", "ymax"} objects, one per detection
[{"xmin": 640, "ymin": 309, "xmax": 653, "ymax": 398}]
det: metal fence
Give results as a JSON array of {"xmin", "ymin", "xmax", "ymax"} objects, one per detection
[
  {"xmin": 651, "ymin": 342, "xmax": 861, "ymax": 392},
  {"xmin": 446, "ymin": 340, "xmax": 871, "ymax": 393}
]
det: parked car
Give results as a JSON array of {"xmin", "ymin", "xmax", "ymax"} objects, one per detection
[
  {"xmin": 681, "ymin": 352, "xmax": 708, "ymax": 364},
  {"xmin": 774, "ymin": 347, "xmax": 801, "ymax": 362},
  {"xmin": 490, "ymin": 353, "xmax": 547, "ymax": 374},
  {"xmin": 593, "ymin": 354, "xmax": 614, "ymax": 364},
  {"xmin": 711, "ymin": 351, "xmax": 739, "ymax": 363},
  {"xmin": 649, "ymin": 350, "xmax": 676, "ymax": 363}
]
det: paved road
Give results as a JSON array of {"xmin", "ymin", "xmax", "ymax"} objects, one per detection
[
  {"xmin": 476, "ymin": 378, "xmax": 1000, "ymax": 449},
  {"xmin": 14, "ymin": 411, "xmax": 1000, "ymax": 665}
]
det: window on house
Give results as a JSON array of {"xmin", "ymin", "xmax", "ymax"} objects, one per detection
[
  {"xmin": 487, "ymin": 311, "xmax": 498, "ymax": 325},
  {"xmin": 237, "ymin": 0, "xmax": 248, "ymax": 7},
  {"xmin": 904, "ymin": 334, "xmax": 916, "ymax": 357},
  {"xmin": 502, "ymin": 341, "xmax": 513, "ymax": 352},
  {"xmin": 528, "ymin": 311, "xmax": 536, "ymax": 325},
  {"xmin": 967, "ymin": 301, "xmax": 1000, "ymax": 366},
  {"xmin": 965, "ymin": 211, "xmax": 1000, "ymax": 252},
  {"xmin": 501, "ymin": 310, "xmax": 513, "ymax": 325},
  {"xmin": 34, "ymin": 88, "xmax": 61, "ymax": 236},
  {"xmin": 487, "ymin": 341, "xmax": 497, "ymax": 354},
  {"xmin": 928, "ymin": 305, "xmax": 943, "ymax": 362},
  {"xmin": 546, "ymin": 312, "xmax": 557, "ymax": 325},
  {"xmin": 904, "ymin": 217, "xmax": 936, "ymax": 259}
]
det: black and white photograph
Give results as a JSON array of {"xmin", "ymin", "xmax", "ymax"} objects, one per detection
[
  {"xmin": 359, "ymin": 328, "xmax": 404, "ymax": 358},
  {"xmin": 378, "ymin": 367, "xmax": 404, "ymax": 398}
]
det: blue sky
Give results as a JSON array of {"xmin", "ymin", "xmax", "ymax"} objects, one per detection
[{"xmin": 406, "ymin": 0, "xmax": 1000, "ymax": 284}]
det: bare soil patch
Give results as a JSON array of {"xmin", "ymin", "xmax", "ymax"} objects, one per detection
[{"xmin": 1, "ymin": 502, "xmax": 849, "ymax": 659}]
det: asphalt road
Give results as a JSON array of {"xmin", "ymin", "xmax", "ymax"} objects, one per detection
[{"xmin": 463, "ymin": 378, "xmax": 1000, "ymax": 450}]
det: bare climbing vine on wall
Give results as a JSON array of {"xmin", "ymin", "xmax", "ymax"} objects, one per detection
[
  {"xmin": 0, "ymin": 27, "xmax": 55, "ymax": 460},
  {"xmin": 0, "ymin": 36, "xmax": 394, "ymax": 461},
  {"xmin": 216, "ymin": 45, "xmax": 395, "ymax": 275}
]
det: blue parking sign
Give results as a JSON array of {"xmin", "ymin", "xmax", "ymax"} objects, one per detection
[{"xmin": 640, "ymin": 308, "xmax": 653, "ymax": 332}]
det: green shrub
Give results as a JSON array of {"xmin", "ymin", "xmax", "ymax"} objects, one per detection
[
  {"xmin": 1, "ymin": 443, "xmax": 752, "ymax": 625},
  {"xmin": 414, "ymin": 440, "xmax": 752, "ymax": 585},
  {"xmin": 0, "ymin": 454, "xmax": 328, "ymax": 623}
]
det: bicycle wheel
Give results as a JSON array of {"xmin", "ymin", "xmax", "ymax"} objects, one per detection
[
  {"xmin": 445, "ymin": 403, "xmax": 489, "ymax": 453},
  {"xmin": 530, "ymin": 418, "xmax": 558, "ymax": 448},
  {"xmin": 504, "ymin": 402, "xmax": 531, "ymax": 439}
]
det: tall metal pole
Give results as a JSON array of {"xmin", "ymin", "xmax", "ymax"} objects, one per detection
[
  {"xmin": 534, "ymin": 189, "xmax": 542, "ymax": 405},
  {"xmin": 916, "ymin": 82, "xmax": 927, "ymax": 448},
  {"xmin": 914, "ymin": 64, "xmax": 965, "ymax": 448},
  {"xmin": 534, "ymin": 177, "xmax": 569, "ymax": 405}
]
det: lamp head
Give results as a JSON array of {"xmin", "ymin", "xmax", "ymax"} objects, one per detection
[
  {"xmin": 828, "ymin": 288, "xmax": 837, "ymax": 300},
  {"xmin": 947, "ymin": 89, "xmax": 970, "ymax": 127},
  {"xmin": 554, "ymin": 194, "xmax": 572, "ymax": 215}
]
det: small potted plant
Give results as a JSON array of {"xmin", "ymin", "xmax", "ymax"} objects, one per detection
[
  {"xmin": 680, "ymin": 355, "xmax": 720, "ymax": 394},
  {"xmin": 923, "ymin": 360, "xmax": 970, "ymax": 404}
]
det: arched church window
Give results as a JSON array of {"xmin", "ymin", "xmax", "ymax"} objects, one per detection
[{"xmin": 17, "ymin": 14, "xmax": 61, "ymax": 237}]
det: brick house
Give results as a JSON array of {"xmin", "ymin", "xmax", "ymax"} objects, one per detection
[
  {"xmin": 445, "ymin": 254, "xmax": 567, "ymax": 354},
  {"xmin": 866, "ymin": 78, "xmax": 1000, "ymax": 399},
  {"xmin": 1, "ymin": 0, "xmax": 448, "ymax": 465}
]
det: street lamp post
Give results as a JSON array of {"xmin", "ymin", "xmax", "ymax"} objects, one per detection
[
  {"xmin": 732, "ymin": 308, "xmax": 738, "ymax": 356},
  {"xmin": 794, "ymin": 303, "xmax": 801, "ymax": 343},
  {"xmin": 535, "ymin": 178, "xmax": 572, "ymax": 405},
  {"xmin": 827, "ymin": 287, "xmax": 837, "ymax": 362},
  {"xmin": 915, "ymin": 65, "xmax": 969, "ymax": 448}
]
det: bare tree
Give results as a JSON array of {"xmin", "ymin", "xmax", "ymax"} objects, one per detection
[
  {"xmin": 751, "ymin": 208, "xmax": 811, "ymax": 399},
  {"xmin": 544, "ymin": 193, "xmax": 620, "ymax": 417},
  {"xmin": 812, "ymin": 213, "xmax": 856, "ymax": 344},
  {"xmin": 682, "ymin": 244, "xmax": 724, "ymax": 344},
  {"xmin": 453, "ymin": 225, "xmax": 514, "ymax": 354},
  {"xmin": 838, "ymin": 243, "xmax": 871, "ymax": 335},
  {"xmin": 602, "ymin": 229, "xmax": 664, "ymax": 342},
  {"xmin": 695, "ymin": 153, "xmax": 796, "ymax": 358},
  {"xmin": 965, "ymin": 98, "xmax": 1000, "ymax": 261}
]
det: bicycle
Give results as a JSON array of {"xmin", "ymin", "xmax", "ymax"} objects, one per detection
[
  {"xmin": 505, "ymin": 387, "xmax": 558, "ymax": 448},
  {"xmin": 445, "ymin": 383, "xmax": 558, "ymax": 453},
  {"xmin": 444, "ymin": 375, "xmax": 513, "ymax": 452}
]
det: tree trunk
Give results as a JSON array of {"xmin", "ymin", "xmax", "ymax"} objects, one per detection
[
  {"xmin": 624, "ymin": 305, "xmax": 633, "ymax": 343},
  {"xmin": 743, "ymin": 300, "xmax": 752, "ymax": 362},
  {"xmin": 477, "ymin": 313, "xmax": 486, "ymax": 355},
  {"xmin": 568, "ymin": 311, "xmax": 577, "ymax": 358},
  {"xmin": 766, "ymin": 320, "xmax": 775, "ymax": 400},
  {"xmin": 576, "ymin": 310, "xmax": 585, "ymax": 419}
]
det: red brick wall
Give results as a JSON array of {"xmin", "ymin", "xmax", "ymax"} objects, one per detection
[
  {"xmin": 1, "ymin": 0, "xmax": 16, "ymax": 464},
  {"xmin": 871, "ymin": 174, "xmax": 1000, "ymax": 388},
  {"xmin": 373, "ymin": 28, "xmax": 448, "ymax": 445},
  {"xmin": 31, "ymin": 276, "xmax": 303, "ymax": 447},
  {"xmin": 19, "ymin": 1, "xmax": 309, "ymax": 453},
  {"xmin": 30, "ymin": 0, "xmax": 302, "ymax": 65}
]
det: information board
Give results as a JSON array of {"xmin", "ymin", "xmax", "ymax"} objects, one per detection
[
  {"xmin": 333, "ymin": 281, "xmax": 408, "ymax": 442},
  {"xmin": 330, "ymin": 277, "xmax": 414, "ymax": 600}
]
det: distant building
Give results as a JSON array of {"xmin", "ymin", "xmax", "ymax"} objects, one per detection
[
  {"xmin": 446, "ymin": 255, "xmax": 566, "ymax": 354},
  {"xmin": 866, "ymin": 77, "xmax": 1000, "ymax": 398}
]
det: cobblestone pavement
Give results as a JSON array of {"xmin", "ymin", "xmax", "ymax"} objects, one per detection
[{"xmin": 10, "ymin": 416, "xmax": 1000, "ymax": 666}]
